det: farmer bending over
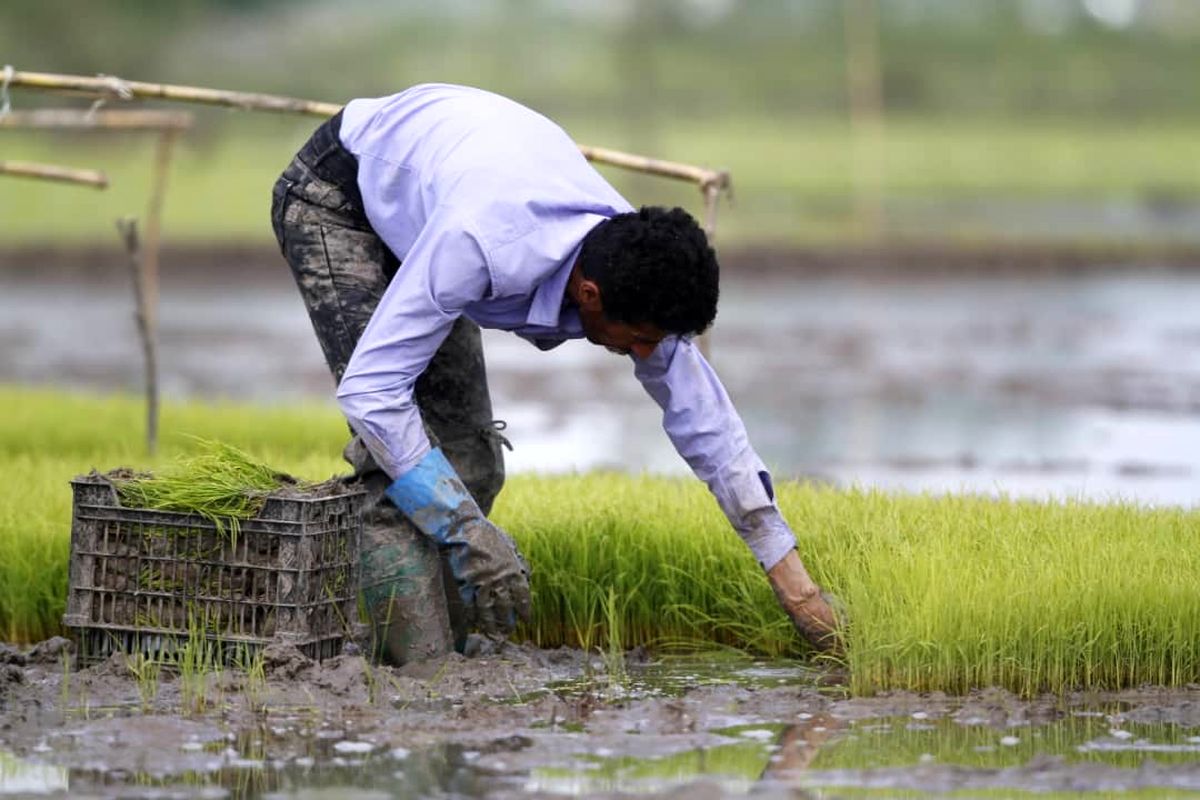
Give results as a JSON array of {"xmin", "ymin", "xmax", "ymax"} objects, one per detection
[{"xmin": 271, "ymin": 84, "xmax": 843, "ymax": 664}]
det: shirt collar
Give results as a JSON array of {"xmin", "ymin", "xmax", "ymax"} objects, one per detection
[{"xmin": 524, "ymin": 240, "xmax": 582, "ymax": 329}]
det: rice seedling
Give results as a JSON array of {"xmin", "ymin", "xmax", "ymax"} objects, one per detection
[
  {"xmin": 492, "ymin": 475, "xmax": 1200, "ymax": 696},
  {"xmin": 3, "ymin": 385, "xmax": 1199, "ymax": 696},
  {"xmin": 125, "ymin": 652, "xmax": 162, "ymax": 712},
  {"xmin": 231, "ymin": 643, "xmax": 268, "ymax": 711},
  {"xmin": 112, "ymin": 438, "xmax": 296, "ymax": 541},
  {"xmin": 601, "ymin": 586, "xmax": 629, "ymax": 688},
  {"xmin": 176, "ymin": 609, "xmax": 224, "ymax": 716}
]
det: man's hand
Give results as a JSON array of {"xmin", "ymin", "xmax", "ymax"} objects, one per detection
[
  {"xmin": 443, "ymin": 516, "xmax": 531, "ymax": 636},
  {"xmin": 766, "ymin": 550, "xmax": 846, "ymax": 655},
  {"xmin": 384, "ymin": 447, "xmax": 531, "ymax": 638}
]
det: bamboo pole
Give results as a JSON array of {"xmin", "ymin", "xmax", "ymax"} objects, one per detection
[
  {"xmin": 6, "ymin": 69, "xmax": 341, "ymax": 117},
  {"xmin": 578, "ymin": 144, "xmax": 729, "ymax": 192},
  {"xmin": 142, "ymin": 129, "xmax": 179, "ymax": 332},
  {"xmin": 115, "ymin": 217, "xmax": 159, "ymax": 456},
  {"xmin": 0, "ymin": 109, "xmax": 192, "ymax": 130},
  {"xmin": 0, "ymin": 160, "xmax": 107, "ymax": 188},
  {"xmin": 5, "ymin": 70, "xmax": 730, "ymax": 191}
]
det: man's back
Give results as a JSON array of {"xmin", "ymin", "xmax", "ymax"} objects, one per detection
[{"xmin": 339, "ymin": 84, "xmax": 629, "ymax": 273}]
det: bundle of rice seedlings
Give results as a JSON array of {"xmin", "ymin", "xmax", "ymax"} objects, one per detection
[{"xmin": 111, "ymin": 438, "xmax": 296, "ymax": 539}]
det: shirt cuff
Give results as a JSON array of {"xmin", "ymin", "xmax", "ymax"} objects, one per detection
[
  {"xmin": 710, "ymin": 447, "xmax": 797, "ymax": 570},
  {"xmin": 739, "ymin": 508, "xmax": 798, "ymax": 572}
]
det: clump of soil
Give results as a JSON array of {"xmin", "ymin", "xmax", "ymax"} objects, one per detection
[{"xmin": 3, "ymin": 636, "xmax": 1200, "ymax": 797}]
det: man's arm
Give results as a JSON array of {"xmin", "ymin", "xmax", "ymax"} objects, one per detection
[
  {"xmin": 633, "ymin": 336, "xmax": 845, "ymax": 653},
  {"xmin": 336, "ymin": 218, "xmax": 491, "ymax": 478},
  {"xmin": 631, "ymin": 336, "xmax": 795, "ymax": 570}
]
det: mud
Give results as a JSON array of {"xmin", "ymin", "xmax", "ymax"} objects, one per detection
[{"xmin": 1, "ymin": 638, "xmax": 1199, "ymax": 797}]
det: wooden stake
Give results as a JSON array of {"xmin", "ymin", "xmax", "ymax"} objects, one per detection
[
  {"xmin": 696, "ymin": 182, "xmax": 725, "ymax": 360},
  {"xmin": 115, "ymin": 217, "xmax": 159, "ymax": 456},
  {"xmin": 142, "ymin": 129, "xmax": 179, "ymax": 332},
  {"xmin": 0, "ymin": 160, "xmax": 107, "ymax": 188}
]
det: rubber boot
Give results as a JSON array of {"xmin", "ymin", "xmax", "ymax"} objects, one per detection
[
  {"xmin": 359, "ymin": 513, "xmax": 455, "ymax": 666},
  {"xmin": 766, "ymin": 550, "xmax": 845, "ymax": 655},
  {"xmin": 345, "ymin": 439, "xmax": 455, "ymax": 666},
  {"xmin": 439, "ymin": 552, "xmax": 470, "ymax": 654}
]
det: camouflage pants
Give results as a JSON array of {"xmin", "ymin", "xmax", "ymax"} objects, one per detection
[{"xmin": 270, "ymin": 114, "xmax": 507, "ymax": 662}]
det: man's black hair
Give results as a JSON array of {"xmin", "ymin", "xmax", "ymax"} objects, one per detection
[{"xmin": 577, "ymin": 206, "xmax": 719, "ymax": 336}]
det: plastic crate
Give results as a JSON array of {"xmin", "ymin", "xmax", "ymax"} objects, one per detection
[{"xmin": 64, "ymin": 473, "xmax": 363, "ymax": 668}]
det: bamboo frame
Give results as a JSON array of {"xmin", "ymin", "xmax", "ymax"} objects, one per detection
[
  {"xmin": 0, "ymin": 160, "xmax": 107, "ymax": 188},
  {"xmin": 4, "ymin": 70, "xmax": 730, "ymax": 194}
]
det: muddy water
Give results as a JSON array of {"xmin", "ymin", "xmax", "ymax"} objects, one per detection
[
  {"xmin": 1, "ymin": 640, "xmax": 1199, "ymax": 798},
  {"xmin": 4, "ymin": 262, "xmax": 1200, "ymax": 506}
]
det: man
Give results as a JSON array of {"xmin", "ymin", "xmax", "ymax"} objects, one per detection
[{"xmin": 271, "ymin": 84, "xmax": 842, "ymax": 664}]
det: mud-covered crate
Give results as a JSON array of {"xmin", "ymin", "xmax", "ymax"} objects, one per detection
[{"xmin": 64, "ymin": 474, "xmax": 363, "ymax": 667}]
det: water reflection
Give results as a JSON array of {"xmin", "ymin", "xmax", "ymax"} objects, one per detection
[
  {"xmin": 0, "ymin": 750, "xmax": 68, "ymax": 794},
  {"xmin": 527, "ymin": 739, "xmax": 770, "ymax": 795},
  {"xmin": 6, "ymin": 700, "xmax": 1199, "ymax": 797}
]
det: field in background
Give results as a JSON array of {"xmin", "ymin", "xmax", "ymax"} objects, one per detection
[
  {"xmin": 4, "ymin": 114, "xmax": 1200, "ymax": 248},
  {"xmin": 3, "ymin": 386, "xmax": 1197, "ymax": 696},
  {"xmin": 5, "ymin": 2, "xmax": 1200, "ymax": 250}
]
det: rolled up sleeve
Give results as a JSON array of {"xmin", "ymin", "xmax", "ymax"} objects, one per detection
[
  {"xmin": 633, "ymin": 337, "xmax": 797, "ymax": 570},
  {"xmin": 336, "ymin": 216, "xmax": 490, "ymax": 479}
]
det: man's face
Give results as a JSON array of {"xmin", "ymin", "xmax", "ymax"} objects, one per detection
[{"xmin": 579, "ymin": 306, "xmax": 667, "ymax": 360}]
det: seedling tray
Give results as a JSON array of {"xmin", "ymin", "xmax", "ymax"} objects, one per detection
[{"xmin": 64, "ymin": 473, "xmax": 363, "ymax": 667}]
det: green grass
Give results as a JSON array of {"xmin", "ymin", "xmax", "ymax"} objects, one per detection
[
  {"xmin": 2, "ymin": 385, "xmax": 1198, "ymax": 696},
  {"xmin": 3, "ymin": 114, "xmax": 1200, "ymax": 247}
]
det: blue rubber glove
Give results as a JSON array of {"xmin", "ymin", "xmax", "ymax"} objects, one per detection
[{"xmin": 385, "ymin": 448, "xmax": 530, "ymax": 636}]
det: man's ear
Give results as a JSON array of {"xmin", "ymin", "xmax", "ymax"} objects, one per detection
[{"xmin": 576, "ymin": 278, "xmax": 604, "ymax": 312}]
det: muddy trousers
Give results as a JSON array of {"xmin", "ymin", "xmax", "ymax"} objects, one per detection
[{"xmin": 270, "ymin": 112, "xmax": 507, "ymax": 664}]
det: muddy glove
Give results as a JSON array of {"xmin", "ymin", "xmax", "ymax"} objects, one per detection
[
  {"xmin": 385, "ymin": 448, "xmax": 531, "ymax": 636},
  {"xmin": 766, "ymin": 549, "xmax": 846, "ymax": 656}
]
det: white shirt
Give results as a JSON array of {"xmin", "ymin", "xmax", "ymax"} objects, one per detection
[{"xmin": 336, "ymin": 84, "xmax": 796, "ymax": 569}]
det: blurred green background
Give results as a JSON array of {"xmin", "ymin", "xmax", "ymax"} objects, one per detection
[{"xmin": 3, "ymin": 0, "xmax": 1200, "ymax": 247}]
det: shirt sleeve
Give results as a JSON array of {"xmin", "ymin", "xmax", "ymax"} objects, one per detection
[
  {"xmin": 336, "ymin": 213, "xmax": 491, "ymax": 479},
  {"xmin": 633, "ymin": 336, "xmax": 797, "ymax": 570}
]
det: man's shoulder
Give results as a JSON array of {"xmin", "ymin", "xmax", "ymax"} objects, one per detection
[{"xmin": 469, "ymin": 209, "xmax": 613, "ymax": 300}]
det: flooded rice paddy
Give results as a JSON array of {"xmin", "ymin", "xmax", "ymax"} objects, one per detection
[
  {"xmin": 4, "ymin": 253, "xmax": 1200, "ymax": 796},
  {"xmin": 4, "ymin": 256, "xmax": 1200, "ymax": 506},
  {"xmin": 1, "ymin": 639, "xmax": 1199, "ymax": 798}
]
